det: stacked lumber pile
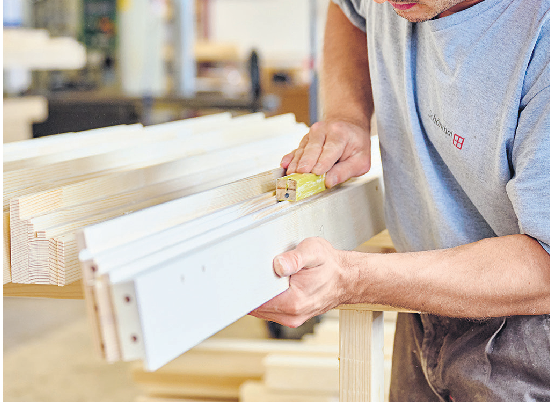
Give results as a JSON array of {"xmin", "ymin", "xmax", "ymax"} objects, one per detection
[
  {"xmin": 3, "ymin": 112, "xmax": 309, "ymax": 286},
  {"xmin": 130, "ymin": 310, "xmax": 397, "ymax": 402}
]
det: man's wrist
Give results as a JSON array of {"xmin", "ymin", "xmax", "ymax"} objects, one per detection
[
  {"xmin": 323, "ymin": 112, "xmax": 373, "ymax": 134},
  {"xmin": 337, "ymin": 249, "xmax": 374, "ymax": 305}
]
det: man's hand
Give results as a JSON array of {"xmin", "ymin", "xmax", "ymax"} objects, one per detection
[
  {"xmin": 281, "ymin": 120, "xmax": 372, "ymax": 188},
  {"xmin": 249, "ymin": 237, "xmax": 355, "ymax": 328}
]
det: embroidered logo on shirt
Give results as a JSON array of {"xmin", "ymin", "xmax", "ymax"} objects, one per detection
[
  {"xmin": 428, "ymin": 110, "xmax": 464, "ymax": 150},
  {"xmin": 453, "ymin": 134, "xmax": 464, "ymax": 149}
]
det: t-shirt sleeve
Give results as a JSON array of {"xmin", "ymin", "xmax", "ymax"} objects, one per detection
[
  {"xmin": 331, "ymin": 0, "xmax": 367, "ymax": 32},
  {"xmin": 506, "ymin": 22, "xmax": 550, "ymax": 254}
]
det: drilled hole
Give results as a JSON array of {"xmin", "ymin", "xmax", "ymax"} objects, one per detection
[
  {"xmin": 131, "ymin": 335, "xmax": 138, "ymax": 342},
  {"xmin": 124, "ymin": 295, "xmax": 131, "ymax": 303},
  {"xmin": 91, "ymin": 265, "xmax": 97, "ymax": 272}
]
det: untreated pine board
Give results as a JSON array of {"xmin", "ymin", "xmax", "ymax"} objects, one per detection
[
  {"xmin": 105, "ymin": 175, "xmax": 385, "ymax": 370},
  {"xmin": 17, "ymin": 132, "xmax": 301, "ymax": 285},
  {"xmin": 3, "ymin": 124, "xmax": 143, "ymax": 163},
  {"xmin": 264, "ymin": 354, "xmax": 339, "ymax": 394},
  {"xmin": 4, "ymin": 112, "xmax": 294, "ymax": 192},
  {"xmin": 132, "ymin": 339, "xmax": 338, "ymax": 400},
  {"xmin": 3, "ymin": 113, "xmax": 237, "ymax": 283},
  {"xmin": 8, "ymin": 116, "xmax": 307, "ymax": 285},
  {"xmin": 2, "ymin": 280, "xmax": 84, "ymax": 299},
  {"xmin": 240, "ymin": 381, "xmax": 338, "ymax": 402},
  {"xmin": 3, "ymin": 113, "xmax": 304, "ymax": 282},
  {"xmin": 3, "ymin": 126, "xmax": 166, "ymax": 172},
  {"xmin": 339, "ymin": 310, "xmax": 385, "ymax": 402},
  {"xmin": 2, "ymin": 112, "xmax": 229, "ymax": 163},
  {"xmin": 3, "ymin": 212, "xmax": 11, "ymax": 284}
]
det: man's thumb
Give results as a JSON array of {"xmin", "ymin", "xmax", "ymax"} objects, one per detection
[{"xmin": 273, "ymin": 254, "xmax": 301, "ymax": 277}]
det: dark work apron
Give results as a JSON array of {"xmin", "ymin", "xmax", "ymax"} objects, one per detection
[{"xmin": 389, "ymin": 313, "xmax": 550, "ymax": 401}]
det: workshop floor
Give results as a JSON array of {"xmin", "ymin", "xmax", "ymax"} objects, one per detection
[
  {"xmin": 3, "ymin": 297, "xmax": 270, "ymax": 402},
  {"xmin": 3, "ymin": 297, "xmax": 140, "ymax": 402}
]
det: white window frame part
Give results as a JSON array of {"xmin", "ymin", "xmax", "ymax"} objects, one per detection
[{"xmin": 77, "ymin": 165, "xmax": 385, "ymax": 371}]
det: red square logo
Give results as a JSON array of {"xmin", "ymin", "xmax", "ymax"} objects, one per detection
[{"xmin": 453, "ymin": 134, "xmax": 464, "ymax": 150}]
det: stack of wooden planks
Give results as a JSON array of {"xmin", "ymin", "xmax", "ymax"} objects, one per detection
[
  {"xmin": 73, "ymin": 122, "xmax": 384, "ymax": 371},
  {"xmin": 3, "ymin": 112, "xmax": 309, "ymax": 286},
  {"xmin": 130, "ymin": 310, "xmax": 397, "ymax": 402}
]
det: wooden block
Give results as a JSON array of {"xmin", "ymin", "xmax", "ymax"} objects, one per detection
[{"xmin": 276, "ymin": 173, "xmax": 326, "ymax": 202}]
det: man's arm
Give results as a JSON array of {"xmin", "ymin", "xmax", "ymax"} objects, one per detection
[
  {"xmin": 251, "ymin": 235, "xmax": 550, "ymax": 328},
  {"xmin": 282, "ymin": 2, "xmax": 374, "ymax": 187}
]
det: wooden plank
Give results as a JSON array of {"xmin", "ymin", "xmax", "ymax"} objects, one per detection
[
  {"xmin": 132, "ymin": 338, "xmax": 337, "ymax": 400},
  {"xmin": 4, "ymin": 112, "xmax": 294, "ymax": 192},
  {"xmin": 3, "ymin": 212, "xmax": 11, "ymax": 284},
  {"xmin": 339, "ymin": 310, "xmax": 385, "ymax": 402},
  {"xmin": 3, "ymin": 126, "xmax": 165, "ymax": 172},
  {"xmin": 264, "ymin": 354, "xmax": 339, "ymax": 394},
  {"xmin": 241, "ymin": 381, "xmax": 338, "ymax": 402},
  {"xmin": 104, "ymin": 175, "xmax": 385, "ymax": 370},
  {"xmin": 3, "ymin": 123, "xmax": 144, "ymax": 163},
  {"xmin": 3, "ymin": 280, "xmax": 84, "ymax": 299}
]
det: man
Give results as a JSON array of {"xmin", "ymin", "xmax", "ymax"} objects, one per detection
[{"xmin": 251, "ymin": 0, "xmax": 550, "ymax": 400}]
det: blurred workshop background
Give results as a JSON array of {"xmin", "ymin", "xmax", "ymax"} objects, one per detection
[
  {"xmin": 3, "ymin": 2, "xmax": 397, "ymax": 402},
  {"xmin": 3, "ymin": 0, "xmax": 331, "ymax": 143}
]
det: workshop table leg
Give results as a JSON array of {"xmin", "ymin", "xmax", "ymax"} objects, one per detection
[{"xmin": 340, "ymin": 309, "xmax": 385, "ymax": 402}]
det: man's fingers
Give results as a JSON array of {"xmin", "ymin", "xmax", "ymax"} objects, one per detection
[
  {"xmin": 296, "ymin": 129, "xmax": 327, "ymax": 173},
  {"xmin": 311, "ymin": 139, "xmax": 347, "ymax": 176},
  {"xmin": 280, "ymin": 150, "xmax": 295, "ymax": 169},
  {"xmin": 325, "ymin": 153, "xmax": 371, "ymax": 187},
  {"xmin": 286, "ymin": 147, "xmax": 305, "ymax": 174}
]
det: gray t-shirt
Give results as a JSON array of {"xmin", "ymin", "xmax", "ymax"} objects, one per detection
[
  {"xmin": 332, "ymin": 1, "xmax": 550, "ymax": 400},
  {"xmin": 333, "ymin": 0, "xmax": 550, "ymax": 255}
]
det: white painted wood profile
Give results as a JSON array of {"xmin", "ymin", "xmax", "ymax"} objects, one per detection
[{"xmin": 79, "ymin": 173, "xmax": 385, "ymax": 371}]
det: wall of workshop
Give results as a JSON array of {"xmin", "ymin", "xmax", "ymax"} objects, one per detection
[{"xmin": 210, "ymin": 0, "xmax": 330, "ymax": 64}]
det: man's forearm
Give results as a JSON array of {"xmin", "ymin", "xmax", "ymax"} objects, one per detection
[
  {"xmin": 323, "ymin": 3, "xmax": 374, "ymax": 129},
  {"xmin": 345, "ymin": 234, "xmax": 550, "ymax": 317}
]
